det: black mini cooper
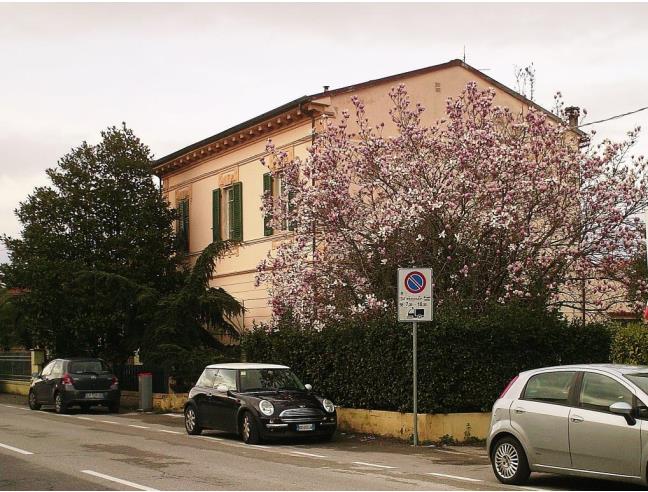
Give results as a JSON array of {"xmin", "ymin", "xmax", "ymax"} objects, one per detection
[{"xmin": 184, "ymin": 363, "xmax": 337, "ymax": 444}]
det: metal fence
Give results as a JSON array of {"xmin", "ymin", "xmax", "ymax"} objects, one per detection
[
  {"xmin": 0, "ymin": 351, "xmax": 31, "ymax": 381},
  {"xmin": 113, "ymin": 364, "xmax": 169, "ymax": 394}
]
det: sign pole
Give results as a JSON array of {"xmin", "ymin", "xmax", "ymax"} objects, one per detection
[
  {"xmin": 398, "ymin": 268, "xmax": 431, "ymax": 448},
  {"xmin": 413, "ymin": 320, "xmax": 418, "ymax": 446}
]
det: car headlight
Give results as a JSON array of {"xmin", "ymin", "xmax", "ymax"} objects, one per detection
[
  {"xmin": 322, "ymin": 399, "xmax": 335, "ymax": 413},
  {"xmin": 259, "ymin": 400, "xmax": 274, "ymax": 416}
]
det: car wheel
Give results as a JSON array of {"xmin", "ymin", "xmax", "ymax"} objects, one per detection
[
  {"xmin": 491, "ymin": 436, "xmax": 530, "ymax": 485},
  {"xmin": 241, "ymin": 411, "xmax": 261, "ymax": 444},
  {"xmin": 28, "ymin": 390, "xmax": 41, "ymax": 410},
  {"xmin": 54, "ymin": 392, "xmax": 68, "ymax": 414},
  {"xmin": 184, "ymin": 405, "xmax": 202, "ymax": 435}
]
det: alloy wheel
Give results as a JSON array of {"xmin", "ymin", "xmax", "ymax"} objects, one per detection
[
  {"xmin": 494, "ymin": 442, "xmax": 519, "ymax": 479},
  {"xmin": 55, "ymin": 393, "xmax": 63, "ymax": 413},
  {"xmin": 242, "ymin": 415, "xmax": 251, "ymax": 442},
  {"xmin": 185, "ymin": 408, "xmax": 196, "ymax": 432}
]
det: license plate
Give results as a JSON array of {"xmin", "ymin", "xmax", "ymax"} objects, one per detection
[
  {"xmin": 85, "ymin": 392, "xmax": 105, "ymax": 399},
  {"xmin": 297, "ymin": 423, "xmax": 315, "ymax": 432}
]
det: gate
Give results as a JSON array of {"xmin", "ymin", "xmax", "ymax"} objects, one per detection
[{"xmin": 0, "ymin": 351, "xmax": 31, "ymax": 381}]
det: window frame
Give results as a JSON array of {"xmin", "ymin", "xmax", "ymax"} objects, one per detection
[{"xmin": 520, "ymin": 370, "xmax": 579, "ymax": 407}]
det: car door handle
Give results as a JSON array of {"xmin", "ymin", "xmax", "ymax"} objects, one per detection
[
  {"xmin": 514, "ymin": 407, "xmax": 526, "ymax": 414},
  {"xmin": 570, "ymin": 415, "xmax": 584, "ymax": 423}
]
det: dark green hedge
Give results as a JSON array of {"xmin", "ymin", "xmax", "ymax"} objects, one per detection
[
  {"xmin": 610, "ymin": 322, "xmax": 648, "ymax": 365},
  {"xmin": 242, "ymin": 306, "xmax": 612, "ymax": 413}
]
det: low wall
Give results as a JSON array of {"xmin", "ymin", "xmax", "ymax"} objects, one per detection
[
  {"xmin": 336, "ymin": 407, "xmax": 491, "ymax": 442},
  {"xmin": 119, "ymin": 391, "xmax": 489, "ymax": 442},
  {"xmin": 121, "ymin": 391, "xmax": 189, "ymax": 412},
  {"xmin": 0, "ymin": 380, "xmax": 30, "ymax": 396}
]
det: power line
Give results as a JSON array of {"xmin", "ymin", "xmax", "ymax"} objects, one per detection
[{"xmin": 579, "ymin": 105, "xmax": 648, "ymax": 128}]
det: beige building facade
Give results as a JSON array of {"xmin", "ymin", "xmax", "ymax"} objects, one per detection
[{"xmin": 154, "ymin": 59, "xmax": 584, "ymax": 331}]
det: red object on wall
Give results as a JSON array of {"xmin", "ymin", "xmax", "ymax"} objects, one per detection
[{"xmin": 643, "ymin": 303, "xmax": 648, "ymax": 321}]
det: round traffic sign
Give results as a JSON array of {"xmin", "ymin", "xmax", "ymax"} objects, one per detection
[{"xmin": 404, "ymin": 271, "xmax": 426, "ymax": 294}]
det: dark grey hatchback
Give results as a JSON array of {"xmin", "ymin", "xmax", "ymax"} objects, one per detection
[
  {"xmin": 184, "ymin": 363, "xmax": 337, "ymax": 444},
  {"xmin": 28, "ymin": 357, "xmax": 120, "ymax": 413}
]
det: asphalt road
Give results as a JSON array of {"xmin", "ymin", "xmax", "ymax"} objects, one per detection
[{"xmin": 0, "ymin": 394, "xmax": 643, "ymax": 490}]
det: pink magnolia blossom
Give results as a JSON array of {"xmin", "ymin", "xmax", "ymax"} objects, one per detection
[{"xmin": 257, "ymin": 83, "xmax": 648, "ymax": 328}]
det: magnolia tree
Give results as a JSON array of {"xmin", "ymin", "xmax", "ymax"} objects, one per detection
[{"xmin": 256, "ymin": 82, "xmax": 648, "ymax": 328}]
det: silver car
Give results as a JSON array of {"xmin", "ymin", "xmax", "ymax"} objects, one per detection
[{"xmin": 487, "ymin": 364, "xmax": 648, "ymax": 486}]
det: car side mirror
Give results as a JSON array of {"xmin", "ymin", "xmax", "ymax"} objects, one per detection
[
  {"xmin": 610, "ymin": 401, "xmax": 636, "ymax": 425},
  {"xmin": 215, "ymin": 384, "xmax": 228, "ymax": 393},
  {"xmin": 304, "ymin": 384, "xmax": 312, "ymax": 391},
  {"xmin": 32, "ymin": 372, "xmax": 40, "ymax": 379}
]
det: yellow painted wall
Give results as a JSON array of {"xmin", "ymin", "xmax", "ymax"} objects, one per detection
[
  {"xmin": 0, "ymin": 380, "xmax": 30, "ymax": 396},
  {"xmin": 336, "ymin": 408, "xmax": 491, "ymax": 442}
]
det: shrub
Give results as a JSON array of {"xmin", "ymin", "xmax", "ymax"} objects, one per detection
[
  {"xmin": 610, "ymin": 322, "xmax": 648, "ymax": 365},
  {"xmin": 241, "ymin": 305, "xmax": 611, "ymax": 413}
]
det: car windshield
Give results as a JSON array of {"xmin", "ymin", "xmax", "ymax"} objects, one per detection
[
  {"xmin": 69, "ymin": 360, "xmax": 109, "ymax": 374},
  {"xmin": 239, "ymin": 368, "xmax": 305, "ymax": 392},
  {"xmin": 625, "ymin": 373, "xmax": 648, "ymax": 394}
]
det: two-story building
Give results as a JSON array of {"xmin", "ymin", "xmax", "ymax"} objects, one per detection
[{"xmin": 153, "ymin": 59, "xmax": 585, "ymax": 332}]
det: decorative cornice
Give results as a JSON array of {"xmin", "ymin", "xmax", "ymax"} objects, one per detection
[{"xmin": 154, "ymin": 106, "xmax": 317, "ymax": 177}]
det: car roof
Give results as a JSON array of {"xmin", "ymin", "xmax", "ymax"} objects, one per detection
[
  {"xmin": 205, "ymin": 363, "xmax": 289, "ymax": 370},
  {"xmin": 523, "ymin": 363, "xmax": 648, "ymax": 377}
]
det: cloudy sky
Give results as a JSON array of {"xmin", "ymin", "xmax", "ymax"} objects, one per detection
[{"xmin": 1, "ymin": 2, "xmax": 647, "ymax": 263}]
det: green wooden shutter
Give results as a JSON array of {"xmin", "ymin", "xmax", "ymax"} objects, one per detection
[
  {"xmin": 230, "ymin": 182, "xmax": 243, "ymax": 242},
  {"xmin": 178, "ymin": 198, "xmax": 189, "ymax": 252},
  {"xmin": 263, "ymin": 173, "xmax": 273, "ymax": 236},
  {"xmin": 287, "ymin": 190, "xmax": 295, "ymax": 231},
  {"xmin": 212, "ymin": 189, "xmax": 221, "ymax": 242}
]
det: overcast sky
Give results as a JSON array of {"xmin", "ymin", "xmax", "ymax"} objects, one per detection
[{"xmin": 1, "ymin": 2, "xmax": 647, "ymax": 263}]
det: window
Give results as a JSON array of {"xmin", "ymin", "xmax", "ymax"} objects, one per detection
[
  {"xmin": 41, "ymin": 361, "xmax": 56, "ymax": 377},
  {"xmin": 523, "ymin": 371, "xmax": 576, "ymax": 404},
  {"xmin": 580, "ymin": 372, "xmax": 633, "ymax": 412},
  {"xmin": 239, "ymin": 368, "xmax": 305, "ymax": 392},
  {"xmin": 69, "ymin": 360, "xmax": 109, "ymax": 374},
  {"xmin": 263, "ymin": 173, "xmax": 293, "ymax": 236},
  {"xmin": 51, "ymin": 360, "xmax": 64, "ymax": 378},
  {"xmin": 177, "ymin": 197, "xmax": 190, "ymax": 252},
  {"xmin": 196, "ymin": 369, "xmax": 217, "ymax": 388},
  {"xmin": 213, "ymin": 369, "xmax": 237, "ymax": 391},
  {"xmin": 222, "ymin": 183, "xmax": 243, "ymax": 241}
]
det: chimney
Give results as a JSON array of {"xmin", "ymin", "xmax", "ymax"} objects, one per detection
[
  {"xmin": 565, "ymin": 106, "xmax": 580, "ymax": 127},
  {"xmin": 323, "ymin": 85, "xmax": 329, "ymax": 92}
]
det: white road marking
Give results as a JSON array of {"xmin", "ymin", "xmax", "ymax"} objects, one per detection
[
  {"xmin": 290, "ymin": 451, "xmax": 327, "ymax": 458},
  {"xmin": 352, "ymin": 461, "xmax": 396, "ymax": 469},
  {"xmin": 433, "ymin": 448, "xmax": 469, "ymax": 455},
  {"xmin": 0, "ymin": 442, "xmax": 34, "ymax": 455},
  {"xmin": 76, "ymin": 416, "xmax": 94, "ymax": 421},
  {"xmin": 427, "ymin": 472, "xmax": 482, "ymax": 482},
  {"xmin": 163, "ymin": 413, "xmax": 183, "ymax": 418},
  {"xmin": 158, "ymin": 429, "xmax": 182, "ymax": 435},
  {"xmin": 54, "ymin": 413, "xmax": 75, "ymax": 417},
  {"xmin": 128, "ymin": 424, "xmax": 150, "ymax": 429},
  {"xmin": 99, "ymin": 420, "xmax": 119, "ymax": 425},
  {"xmin": 81, "ymin": 470, "xmax": 159, "ymax": 491},
  {"xmin": 195, "ymin": 435, "xmax": 224, "ymax": 442}
]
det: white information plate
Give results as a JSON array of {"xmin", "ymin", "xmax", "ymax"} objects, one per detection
[{"xmin": 398, "ymin": 268, "xmax": 433, "ymax": 322}]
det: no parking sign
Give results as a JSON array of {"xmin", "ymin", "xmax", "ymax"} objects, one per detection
[{"xmin": 398, "ymin": 268, "xmax": 433, "ymax": 322}]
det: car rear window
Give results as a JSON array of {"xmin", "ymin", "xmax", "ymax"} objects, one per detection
[
  {"xmin": 523, "ymin": 371, "xmax": 576, "ymax": 404},
  {"xmin": 68, "ymin": 360, "xmax": 109, "ymax": 374}
]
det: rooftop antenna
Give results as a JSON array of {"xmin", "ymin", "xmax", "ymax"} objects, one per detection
[{"xmin": 463, "ymin": 45, "xmax": 466, "ymax": 63}]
